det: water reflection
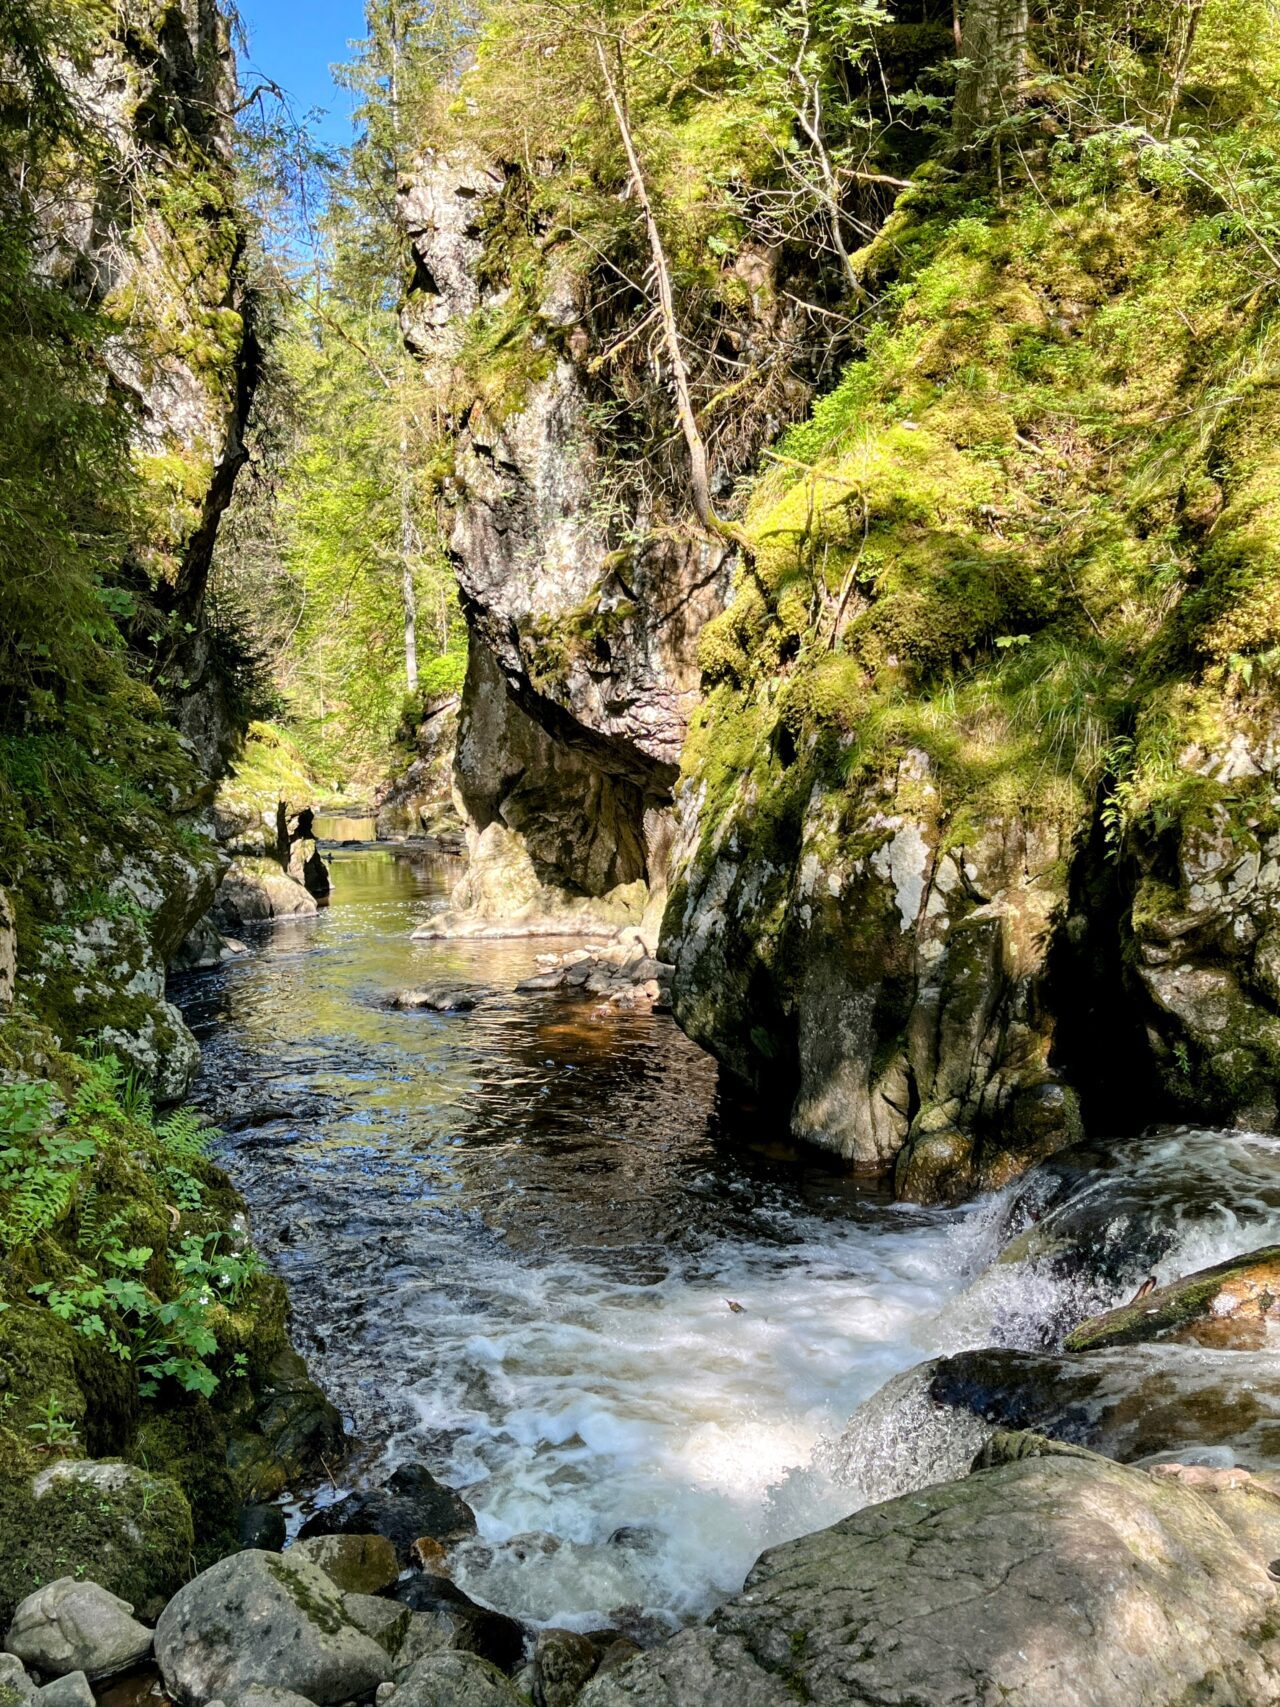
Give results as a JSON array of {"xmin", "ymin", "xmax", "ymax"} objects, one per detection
[{"xmin": 174, "ymin": 849, "xmax": 984, "ymax": 1626}]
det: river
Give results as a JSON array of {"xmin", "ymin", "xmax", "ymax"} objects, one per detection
[{"xmin": 173, "ymin": 845, "xmax": 1280, "ymax": 1634}]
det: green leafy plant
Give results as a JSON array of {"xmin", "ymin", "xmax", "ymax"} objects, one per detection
[{"xmin": 26, "ymin": 1395, "xmax": 78, "ymax": 1452}]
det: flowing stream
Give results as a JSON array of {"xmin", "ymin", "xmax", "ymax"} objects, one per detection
[{"xmin": 174, "ymin": 846, "xmax": 1280, "ymax": 1633}]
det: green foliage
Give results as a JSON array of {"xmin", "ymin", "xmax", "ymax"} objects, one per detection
[
  {"xmin": 0, "ymin": 1081, "xmax": 95, "ymax": 1250},
  {"xmin": 2, "ymin": 1055, "xmax": 267, "ymax": 1405}
]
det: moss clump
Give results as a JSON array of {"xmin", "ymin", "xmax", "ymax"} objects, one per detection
[{"xmin": 0, "ymin": 1461, "xmax": 193, "ymax": 1626}]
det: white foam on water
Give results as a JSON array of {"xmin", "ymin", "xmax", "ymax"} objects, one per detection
[
  {"xmin": 192, "ymin": 856, "xmax": 1280, "ymax": 1637},
  {"xmin": 382, "ymin": 1204, "xmax": 1003, "ymax": 1628}
]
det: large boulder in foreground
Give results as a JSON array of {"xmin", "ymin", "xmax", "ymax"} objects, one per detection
[
  {"xmin": 392, "ymin": 1651, "xmax": 526, "ymax": 1707},
  {"xmin": 154, "ymin": 1550, "xmax": 392, "ymax": 1706},
  {"xmin": 579, "ymin": 1450, "xmax": 1280, "ymax": 1707}
]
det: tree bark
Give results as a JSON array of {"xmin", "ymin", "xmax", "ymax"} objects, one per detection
[
  {"xmin": 399, "ymin": 428, "xmax": 419, "ymax": 693},
  {"xmin": 953, "ymin": 0, "xmax": 1029, "ymax": 150},
  {"xmin": 595, "ymin": 36, "xmax": 738, "ymax": 547}
]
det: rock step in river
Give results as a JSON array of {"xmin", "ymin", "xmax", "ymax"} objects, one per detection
[{"xmin": 174, "ymin": 846, "xmax": 1280, "ymax": 1637}]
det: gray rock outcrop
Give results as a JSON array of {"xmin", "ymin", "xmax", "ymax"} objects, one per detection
[
  {"xmin": 579, "ymin": 1452, "xmax": 1280, "ymax": 1707},
  {"xmin": 210, "ymin": 860, "xmax": 317, "ymax": 929},
  {"xmin": 664, "ymin": 748, "xmax": 1079, "ymax": 1192}
]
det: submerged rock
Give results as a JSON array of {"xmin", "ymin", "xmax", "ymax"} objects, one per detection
[
  {"xmin": 579, "ymin": 1451, "xmax": 1280, "ymax": 1706},
  {"xmin": 5, "ymin": 1580, "xmax": 153, "ymax": 1682},
  {"xmin": 1065, "ymin": 1245, "xmax": 1280, "ymax": 1351},
  {"xmin": 514, "ymin": 941, "xmax": 673, "ymax": 1011},
  {"xmin": 388, "ymin": 986, "xmax": 483, "ymax": 1012},
  {"xmin": 154, "ymin": 1550, "xmax": 392, "ymax": 1707},
  {"xmin": 299, "ymin": 1464, "xmax": 477, "ymax": 1565}
]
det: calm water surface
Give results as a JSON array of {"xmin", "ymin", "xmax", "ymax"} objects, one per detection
[{"xmin": 174, "ymin": 850, "xmax": 1030, "ymax": 1627}]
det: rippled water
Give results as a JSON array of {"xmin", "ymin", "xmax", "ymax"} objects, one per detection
[{"xmin": 173, "ymin": 847, "xmax": 1280, "ymax": 1631}]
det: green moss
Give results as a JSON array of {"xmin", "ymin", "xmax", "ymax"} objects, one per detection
[{"xmin": 0, "ymin": 1461, "xmax": 193, "ymax": 1626}]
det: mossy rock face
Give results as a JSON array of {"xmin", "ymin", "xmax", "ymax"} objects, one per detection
[
  {"xmin": 1064, "ymin": 1246, "xmax": 1280, "ymax": 1353},
  {"xmin": 0, "ymin": 1307, "xmax": 87, "ymax": 1473},
  {"xmin": 0, "ymin": 1459, "xmax": 193, "ymax": 1627}
]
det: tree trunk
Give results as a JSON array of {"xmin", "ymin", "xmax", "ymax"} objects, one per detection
[
  {"xmin": 1163, "ymin": 0, "xmax": 1206, "ymax": 138},
  {"xmin": 595, "ymin": 37, "xmax": 731, "ymax": 545},
  {"xmin": 953, "ymin": 0, "xmax": 1029, "ymax": 149},
  {"xmin": 399, "ymin": 427, "xmax": 419, "ymax": 693}
]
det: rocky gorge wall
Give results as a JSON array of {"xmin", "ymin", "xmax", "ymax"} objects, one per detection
[
  {"xmin": 0, "ymin": 0, "xmax": 337, "ymax": 1622},
  {"xmin": 408, "ymin": 4, "xmax": 1280, "ymax": 1198},
  {"xmin": 4, "ymin": 0, "xmax": 259, "ymax": 1096}
]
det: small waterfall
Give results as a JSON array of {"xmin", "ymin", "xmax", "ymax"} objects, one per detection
[{"xmin": 815, "ymin": 1364, "xmax": 991, "ymax": 1506}]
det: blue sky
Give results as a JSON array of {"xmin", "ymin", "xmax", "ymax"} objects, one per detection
[{"xmin": 237, "ymin": 0, "xmax": 366, "ymax": 151}]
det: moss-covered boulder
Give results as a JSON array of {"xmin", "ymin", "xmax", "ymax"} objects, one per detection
[
  {"xmin": 0, "ymin": 1460, "xmax": 193, "ymax": 1629},
  {"xmin": 1065, "ymin": 1246, "xmax": 1280, "ymax": 1352},
  {"xmin": 154, "ymin": 1550, "xmax": 393, "ymax": 1707}
]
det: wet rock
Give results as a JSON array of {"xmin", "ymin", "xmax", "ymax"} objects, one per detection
[
  {"xmin": 389, "ymin": 1576, "xmax": 525, "ymax": 1676},
  {"xmin": 299, "ymin": 1464, "xmax": 476, "ymax": 1564},
  {"xmin": 292, "ymin": 1533, "xmax": 400, "ymax": 1596},
  {"xmin": 392, "ymin": 1651, "xmax": 527, "ymax": 1707},
  {"xmin": 5, "ymin": 1581, "xmax": 153, "ymax": 1682},
  {"xmin": 154, "ymin": 1549, "xmax": 392, "ymax": 1707},
  {"xmin": 1064, "ymin": 1245, "xmax": 1280, "ymax": 1351},
  {"xmin": 515, "ymin": 948, "xmax": 673, "ymax": 1011},
  {"xmin": 169, "ymin": 915, "xmax": 237, "ymax": 972},
  {"xmin": 388, "ymin": 986, "xmax": 482, "ymax": 1012},
  {"xmin": 226, "ymin": 1345, "xmax": 345, "ymax": 1504},
  {"xmin": 35, "ymin": 1675, "xmax": 94, "ymax": 1707},
  {"xmin": 579, "ymin": 1452, "xmax": 1280, "ymax": 1707},
  {"xmin": 533, "ymin": 1628, "xmax": 598, "ymax": 1707},
  {"xmin": 990, "ymin": 1126, "xmax": 1280, "ymax": 1323},
  {"xmin": 210, "ymin": 860, "xmax": 317, "ymax": 929},
  {"xmin": 926, "ymin": 1344, "xmax": 1280, "ymax": 1465},
  {"xmin": 237, "ymin": 1503, "xmax": 286, "ymax": 1552}
]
